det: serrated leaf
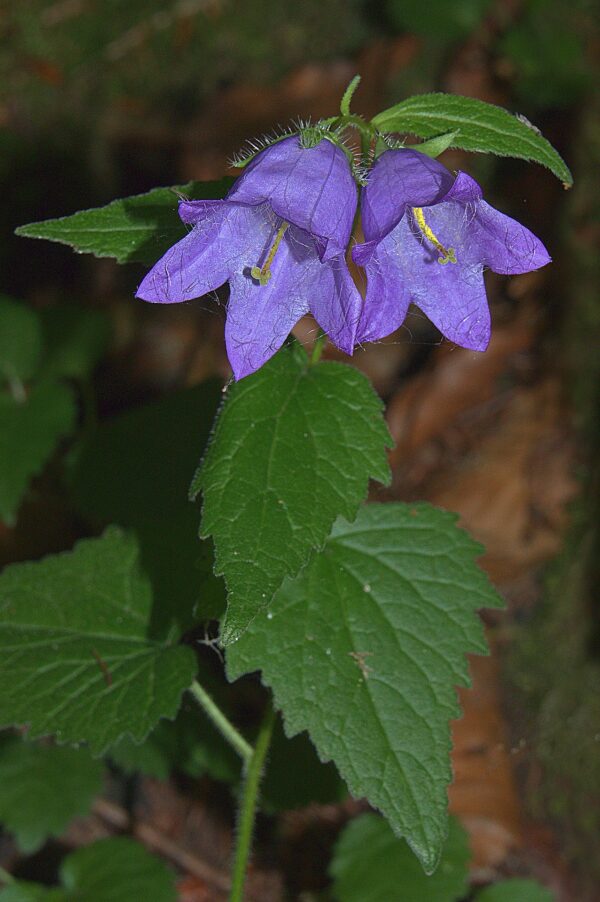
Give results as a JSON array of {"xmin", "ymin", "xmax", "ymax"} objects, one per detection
[
  {"xmin": 70, "ymin": 381, "xmax": 222, "ymax": 634},
  {"xmin": 15, "ymin": 179, "xmax": 233, "ymax": 265},
  {"xmin": 330, "ymin": 813, "xmax": 469, "ymax": 901},
  {"xmin": 0, "ymin": 296, "xmax": 42, "ymax": 384},
  {"xmin": 39, "ymin": 306, "xmax": 111, "ymax": 381},
  {"xmin": 0, "ymin": 380, "xmax": 76, "ymax": 526},
  {"xmin": 476, "ymin": 879, "xmax": 555, "ymax": 902},
  {"xmin": 193, "ymin": 344, "xmax": 392, "ymax": 644},
  {"xmin": 0, "ymin": 529, "xmax": 196, "ymax": 755},
  {"xmin": 372, "ymin": 93, "xmax": 572, "ymax": 186},
  {"xmin": 0, "ymin": 837, "xmax": 176, "ymax": 902},
  {"xmin": 0, "ymin": 735, "xmax": 103, "ymax": 853},
  {"xmin": 227, "ymin": 503, "xmax": 503, "ymax": 872}
]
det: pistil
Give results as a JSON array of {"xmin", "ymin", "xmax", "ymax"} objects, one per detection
[
  {"xmin": 251, "ymin": 222, "xmax": 290, "ymax": 286},
  {"xmin": 412, "ymin": 207, "xmax": 457, "ymax": 265}
]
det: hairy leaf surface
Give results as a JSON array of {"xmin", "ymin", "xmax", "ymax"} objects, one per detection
[
  {"xmin": 227, "ymin": 503, "xmax": 502, "ymax": 871},
  {"xmin": 0, "ymin": 529, "xmax": 196, "ymax": 755},
  {"xmin": 372, "ymin": 93, "xmax": 572, "ymax": 185},
  {"xmin": 15, "ymin": 179, "xmax": 233, "ymax": 265},
  {"xmin": 193, "ymin": 344, "xmax": 392, "ymax": 644}
]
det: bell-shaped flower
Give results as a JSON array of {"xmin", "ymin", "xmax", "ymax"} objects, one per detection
[
  {"xmin": 136, "ymin": 135, "xmax": 362, "ymax": 379},
  {"xmin": 352, "ymin": 149, "xmax": 551, "ymax": 351}
]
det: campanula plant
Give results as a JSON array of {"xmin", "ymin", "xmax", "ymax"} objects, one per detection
[
  {"xmin": 8, "ymin": 77, "xmax": 570, "ymax": 901},
  {"xmin": 137, "ymin": 133, "xmax": 362, "ymax": 379},
  {"xmin": 353, "ymin": 148, "xmax": 551, "ymax": 350}
]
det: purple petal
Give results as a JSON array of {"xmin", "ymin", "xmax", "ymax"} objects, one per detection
[
  {"xmin": 136, "ymin": 203, "xmax": 271, "ymax": 304},
  {"xmin": 442, "ymin": 170, "xmax": 483, "ymax": 204},
  {"xmin": 355, "ymin": 233, "xmax": 411, "ymax": 343},
  {"xmin": 307, "ymin": 253, "xmax": 363, "ymax": 354},
  {"xmin": 361, "ymin": 149, "xmax": 454, "ymax": 243},
  {"xmin": 225, "ymin": 224, "xmax": 314, "ymax": 379},
  {"xmin": 226, "ymin": 136, "xmax": 357, "ymax": 260},
  {"xmin": 471, "ymin": 199, "xmax": 551, "ymax": 275},
  {"xmin": 393, "ymin": 214, "xmax": 491, "ymax": 351},
  {"xmin": 178, "ymin": 198, "xmax": 224, "ymax": 225}
]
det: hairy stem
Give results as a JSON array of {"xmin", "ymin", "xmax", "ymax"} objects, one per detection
[
  {"xmin": 229, "ymin": 706, "xmax": 275, "ymax": 902},
  {"xmin": 189, "ymin": 680, "xmax": 252, "ymax": 764},
  {"xmin": 340, "ymin": 75, "xmax": 361, "ymax": 117}
]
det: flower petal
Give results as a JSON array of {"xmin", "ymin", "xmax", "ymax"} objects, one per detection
[
  {"xmin": 227, "ymin": 136, "xmax": 357, "ymax": 260},
  {"xmin": 355, "ymin": 233, "xmax": 411, "ymax": 343},
  {"xmin": 178, "ymin": 198, "xmax": 225, "ymax": 225},
  {"xmin": 361, "ymin": 149, "xmax": 454, "ymax": 243},
  {"xmin": 307, "ymin": 254, "xmax": 363, "ymax": 354},
  {"xmin": 224, "ymin": 225, "xmax": 314, "ymax": 379},
  {"xmin": 393, "ymin": 214, "xmax": 491, "ymax": 351},
  {"xmin": 136, "ymin": 203, "xmax": 271, "ymax": 304},
  {"xmin": 471, "ymin": 200, "xmax": 551, "ymax": 274}
]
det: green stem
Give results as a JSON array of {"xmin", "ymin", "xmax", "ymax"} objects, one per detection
[
  {"xmin": 189, "ymin": 680, "xmax": 252, "ymax": 765},
  {"xmin": 229, "ymin": 706, "xmax": 275, "ymax": 902},
  {"xmin": 340, "ymin": 75, "xmax": 361, "ymax": 117},
  {"xmin": 310, "ymin": 331, "xmax": 327, "ymax": 365}
]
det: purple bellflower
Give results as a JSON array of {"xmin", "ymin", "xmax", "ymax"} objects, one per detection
[
  {"xmin": 136, "ymin": 135, "xmax": 362, "ymax": 379},
  {"xmin": 352, "ymin": 149, "xmax": 551, "ymax": 351}
]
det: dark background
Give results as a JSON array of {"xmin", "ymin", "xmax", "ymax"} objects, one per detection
[{"xmin": 0, "ymin": 1, "xmax": 598, "ymax": 899}]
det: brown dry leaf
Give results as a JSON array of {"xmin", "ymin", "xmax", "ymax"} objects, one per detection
[
  {"xmin": 386, "ymin": 312, "xmax": 537, "ymax": 465},
  {"xmin": 428, "ymin": 379, "xmax": 578, "ymax": 585},
  {"xmin": 450, "ymin": 653, "xmax": 523, "ymax": 877}
]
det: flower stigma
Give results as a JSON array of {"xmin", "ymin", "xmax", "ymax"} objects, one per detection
[
  {"xmin": 250, "ymin": 221, "xmax": 290, "ymax": 286},
  {"xmin": 412, "ymin": 206, "xmax": 457, "ymax": 265}
]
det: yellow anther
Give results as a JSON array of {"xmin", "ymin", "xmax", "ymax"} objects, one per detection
[
  {"xmin": 412, "ymin": 207, "xmax": 457, "ymax": 265},
  {"xmin": 250, "ymin": 222, "xmax": 289, "ymax": 286}
]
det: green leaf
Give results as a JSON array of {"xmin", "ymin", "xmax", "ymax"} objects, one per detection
[
  {"xmin": 39, "ymin": 306, "xmax": 111, "ymax": 381},
  {"xmin": 476, "ymin": 878, "xmax": 555, "ymax": 902},
  {"xmin": 0, "ymin": 883, "xmax": 60, "ymax": 901},
  {"xmin": 227, "ymin": 503, "xmax": 502, "ymax": 872},
  {"xmin": 70, "ymin": 381, "xmax": 222, "ymax": 635},
  {"xmin": 15, "ymin": 179, "xmax": 234, "ymax": 265},
  {"xmin": 0, "ymin": 380, "xmax": 76, "ymax": 526},
  {"xmin": 0, "ymin": 735, "xmax": 103, "ymax": 853},
  {"xmin": 193, "ymin": 344, "xmax": 392, "ymax": 644},
  {"xmin": 60, "ymin": 837, "xmax": 176, "ymax": 901},
  {"xmin": 109, "ymin": 700, "xmax": 240, "ymax": 784},
  {"xmin": 0, "ymin": 296, "xmax": 42, "ymax": 385},
  {"xmin": 263, "ymin": 717, "xmax": 346, "ymax": 811},
  {"xmin": 0, "ymin": 837, "xmax": 177, "ymax": 902},
  {"xmin": 372, "ymin": 93, "xmax": 572, "ymax": 186},
  {"xmin": 0, "ymin": 528, "xmax": 196, "ymax": 755},
  {"xmin": 330, "ymin": 813, "xmax": 470, "ymax": 901},
  {"xmin": 412, "ymin": 131, "xmax": 459, "ymax": 158}
]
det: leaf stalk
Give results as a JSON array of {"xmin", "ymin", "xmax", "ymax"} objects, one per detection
[
  {"xmin": 229, "ymin": 706, "xmax": 275, "ymax": 902},
  {"xmin": 189, "ymin": 680, "xmax": 253, "ymax": 764}
]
